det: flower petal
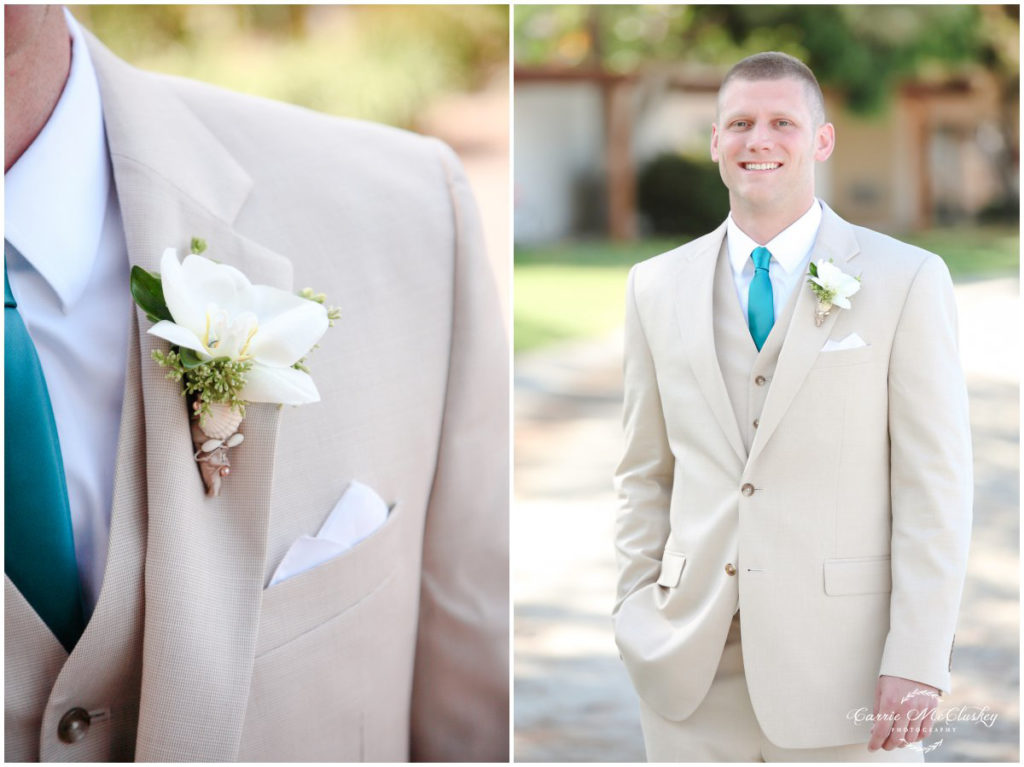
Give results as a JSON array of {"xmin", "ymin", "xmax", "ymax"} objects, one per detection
[
  {"xmin": 246, "ymin": 290, "xmax": 329, "ymax": 366},
  {"xmin": 180, "ymin": 254, "xmax": 253, "ymax": 316},
  {"xmin": 239, "ymin": 363, "xmax": 321, "ymax": 405},
  {"xmin": 832, "ymin": 296, "xmax": 852, "ymax": 310},
  {"xmin": 147, "ymin": 320, "xmax": 208, "ymax": 354},
  {"xmin": 160, "ymin": 249, "xmax": 206, "ymax": 335}
]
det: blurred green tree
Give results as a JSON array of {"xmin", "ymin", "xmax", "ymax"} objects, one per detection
[{"xmin": 515, "ymin": 5, "xmax": 1017, "ymax": 115}]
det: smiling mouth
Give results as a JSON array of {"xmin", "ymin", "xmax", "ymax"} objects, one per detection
[{"xmin": 742, "ymin": 162, "xmax": 782, "ymax": 171}]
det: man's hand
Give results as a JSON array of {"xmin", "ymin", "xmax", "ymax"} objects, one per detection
[{"xmin": 868, "ymin": 675, "xmax": 939, "ymax": 751}]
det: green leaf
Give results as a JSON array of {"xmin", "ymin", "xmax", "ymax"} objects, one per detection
[
  {"xmin": 808, "ymin": 261, "xmax": 819, "ymax": 278},
  {"xmin": 130, "ymin": 266, "xmax": 172, "ymax": 322},
  {"xmin": 179, "ymin": 348, "xmax": 205, "ymax": 369}
]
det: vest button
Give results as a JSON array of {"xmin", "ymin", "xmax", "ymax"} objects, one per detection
[
  {"xmin": 753, "ymin": 418, "xmax": 759, "ymax": 428},
  {"xmin": 57, "ymin": 707, "xmax": 91, "ymax": 744},
  {"xmin": 754, "ymin": 375, "xmax": 767, "ymax": 386},
  {"xmin": 725, "ymin": 563, "xmax": 737, "ymax": 576},
  {"xmin": 741, "ymin": 483, "xmax": 755, "ymax": 496}
]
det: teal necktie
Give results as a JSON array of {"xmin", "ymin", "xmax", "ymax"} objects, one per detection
[
  {"xmin": 4, "ymin": 242, "xmax": 85, "ymax": 652},
  {"xmin": 748, "ymin": 246, "xmax": 775, "ymax": 351}
]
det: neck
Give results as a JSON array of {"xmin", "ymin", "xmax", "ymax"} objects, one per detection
[
  {"xmin": 729, "ymin": 195, "xmax": 815, "ymax": 245},
  {"xmin": 5, "ymin": 6, "xmax": 72, "ymax": 173}
]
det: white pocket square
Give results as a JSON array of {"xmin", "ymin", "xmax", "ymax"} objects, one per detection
[
  {"xmin": 269, "ymin": 481, "xmax": 389, "ymax": 587},
  {"xmin": 821, "ymin": 333, "xmax": 868, "ymax": 352}
]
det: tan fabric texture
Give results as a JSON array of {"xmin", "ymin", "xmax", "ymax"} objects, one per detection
[
  {"xmin": 5, "ymin": 28, "xmax": 508, "ymax": 763},
  {"xmin": 613, "ymin": 203, "xmax": 972, "ymax": 750},
  {"xmin": 636, "ymin": 615, "xmax": 924, "ymax": 762}
]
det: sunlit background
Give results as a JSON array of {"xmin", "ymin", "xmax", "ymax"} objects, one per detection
[
  {"xmin": 69, "ymin": 4, "xmax": 510, "ymax": 328},
  {"xmin": 513, "ymin": 5, "xmax": 1019, "ymax": 763}
]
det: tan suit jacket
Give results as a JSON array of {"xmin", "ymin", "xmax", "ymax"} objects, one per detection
[
  {"xmin": 5, "ymin": 29, "xmax": 508, "ymax": 762},
  {"xmin": 613, "ymin": 203, "xmax": 972, "ymax": 749}
]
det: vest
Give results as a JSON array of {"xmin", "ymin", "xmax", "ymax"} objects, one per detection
[
  {"xmin": 712, "ymin": 242, "xmax": 803, "ymax": 455},
  {"xmin": 5, "ymin": 323, "xmax": 146, "ymax": 762}
]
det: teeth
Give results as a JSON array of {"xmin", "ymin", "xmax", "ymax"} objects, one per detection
[{"xmin": 745, "ymin": 162, "xmax": 780, "ymax": 170}]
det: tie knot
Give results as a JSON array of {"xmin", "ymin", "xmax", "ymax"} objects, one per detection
[{"xmin": 751, "ymin": 246, "xmax": 772, "ymax": 272}]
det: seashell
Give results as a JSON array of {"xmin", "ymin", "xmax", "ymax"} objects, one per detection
[
  {"xmin": 225, "ymin": 433, "xmax": 244, "ymax": 448},
  {"xmin": 198, "ymin": 402, "xmax": 244, "ymax": 440},
  {"xmin": 201, "ymin": 438, "xmax": 223, "ymax": 453}
]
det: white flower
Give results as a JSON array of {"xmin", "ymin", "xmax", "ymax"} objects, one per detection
[
  {"xmin": 809, "ymin": 260, "xmax": 861, "ymax": 309},
  {"xmin": 148, "ymin": 249, "xmax": 329, "ymax": 405}
]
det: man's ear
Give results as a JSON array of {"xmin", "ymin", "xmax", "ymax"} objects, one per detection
[
  {"xmin": 814, "ymin": 122, "xmax": 836, "ymax": 162},
  {"xmin": 710, "ymin": 123, "xmax": 720, "ymax": 162}
]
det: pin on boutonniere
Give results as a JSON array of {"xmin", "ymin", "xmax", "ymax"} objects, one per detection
[
  {"xmin": 130, "ymin": 238, "xmax": 340, "ymax": 497},
  {"xmin": 807, "ymin": 260, "xmax": 861, "ymax": 327}
]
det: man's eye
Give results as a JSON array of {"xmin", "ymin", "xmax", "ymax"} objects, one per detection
[
  {"xmin": 777, "ymin": 120, "xmax": 791, "ymax": 127},
  {"xmin": 732, "ymin": 121, "xmax": 749, "ymax": 129}
]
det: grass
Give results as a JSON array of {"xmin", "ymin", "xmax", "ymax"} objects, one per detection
[{"xmin": 514, "ymin": 225, "xmax": 1018, "ymax": 354}]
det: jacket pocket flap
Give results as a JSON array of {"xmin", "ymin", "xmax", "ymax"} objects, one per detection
[
  {"xmin": 823, "ymin": 556, "xmax": 891, "ymax": 596},
  {"xmin": 656, "ymin": 551, "xmax": 687, "ymax": 588}
]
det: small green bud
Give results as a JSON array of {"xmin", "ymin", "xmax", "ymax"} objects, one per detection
[{"xmin": 190, "ymin": 237, "xmax": 207, "ymax": 255}]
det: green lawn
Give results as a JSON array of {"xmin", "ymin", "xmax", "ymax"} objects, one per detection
[{"xmin": 514, "ymin": 226, "xmax": 1018, "ymax": 354}]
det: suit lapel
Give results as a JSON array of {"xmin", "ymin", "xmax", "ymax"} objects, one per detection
[
  {"xmin": 675, "ymin": 223, "xmax": 747, "ymax": 465},
  {"xmin": 86, "ymin": 30, "xmax": 291, "ymax": 761},
  {"xmin": 746, "ymin": 204, "xmax": 861, "ymax": 467}
]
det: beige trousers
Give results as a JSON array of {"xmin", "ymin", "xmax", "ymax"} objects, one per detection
[{"xmin": 637, "ymin": 614, "xmax": 926, "ymax": 763}]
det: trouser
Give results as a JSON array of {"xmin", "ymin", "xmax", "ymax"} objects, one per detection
[{"xmin": 637, "ymin": 614, "xmax": 925, "ymax": 763}]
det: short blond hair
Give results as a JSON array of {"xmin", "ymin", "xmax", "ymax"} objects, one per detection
[{"xmin": 719, "ymin": 51, "xmax": 826, "ymax": 126}]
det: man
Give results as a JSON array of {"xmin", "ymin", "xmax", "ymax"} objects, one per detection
[
  {"xmin": 613, "ymin": 51, "xmax": 972, "ymax": 762},
  {"xmin": 5, "ymin": 6, "xmax": 508, "ymax": 761}
]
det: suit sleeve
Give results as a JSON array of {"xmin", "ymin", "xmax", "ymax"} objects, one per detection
[
  {"xmin": 879, "ymin": 254, "xmax": 972, "ymax": 693},
  {"xmin": 408, "ymin": 140, "xmax": 509, "ymax": 762},
  {"xmin": 613, "ymin": 266, "xmax": 674, "ymax": 613}
]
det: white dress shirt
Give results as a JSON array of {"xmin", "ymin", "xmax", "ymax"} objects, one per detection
[
  {"xmin": 5, "ymin": 9, "xmax": 130, "ymax": 617},
  {"xmin": 726, "ymin": 200, "xmax": 822, "ymax": 319}
]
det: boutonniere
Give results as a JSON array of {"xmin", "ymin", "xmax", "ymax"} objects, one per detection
[
  {"xmin": 807, "ymin": 259, "xmax": 861, "ymax": 327},
  {"xmin": 130, "ymin": 238, "xmax": 340, "ymax": 497}
]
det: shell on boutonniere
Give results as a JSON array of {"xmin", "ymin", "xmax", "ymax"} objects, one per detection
[{"xmin": 190, "ymin": 402, "xmax": 245, "ymax": 497}]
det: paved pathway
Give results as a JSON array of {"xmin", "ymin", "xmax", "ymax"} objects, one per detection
[{"xmin": 513, "ymin": 277, "xmax": 1019, "ymax": 762}]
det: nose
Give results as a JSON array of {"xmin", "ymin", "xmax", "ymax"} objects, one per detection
[{"xmin": 745, "ymin": 123, "xmax": 773, "ymax": 151}]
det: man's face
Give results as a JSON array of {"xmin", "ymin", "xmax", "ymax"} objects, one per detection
[{"xmin": 710, "ymin": 77, "xmax": 834, "ymax": 217}]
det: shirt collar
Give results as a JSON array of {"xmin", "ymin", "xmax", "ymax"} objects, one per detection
[
  {"xmin": 4, "ymin": 9, "xmax": 110, "ymax": 312},
  {"xmin": 726, "ymin": 199, "xmax": 822, "ymax": 276}
]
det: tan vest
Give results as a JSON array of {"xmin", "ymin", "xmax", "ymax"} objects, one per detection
[
  {"xmin": 712, "ymin": 243, "xmax": 801, "ymax": 456},
  {"xmin": 5, "ymin": 328, "xmax": 146, "ymax": 762}
]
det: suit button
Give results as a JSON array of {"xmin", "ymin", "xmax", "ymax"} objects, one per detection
[
  {"xmin": 58, "ymin": 708, "xmax": 91, "ymax": 744},
  {"xmin": 752, "ymin": 418, "xmax": 759, "ymax": 428},
  {"xmin": 741, "ymin": 483, "xmax": 755, "ymax": 496},
  {"xmin": 754, "ymin": 375, "xmax": 767, "ymax": 386},
  {"xmin": 725, "ymin": 563, "xmax": 737, "ymax": 576}
]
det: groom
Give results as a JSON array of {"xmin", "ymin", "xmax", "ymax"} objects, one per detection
[
  {"xmin": 6, "ymin": 6, "xmax": 507, "ymax": 761},
  {"xmin": 613, "ymin": 51, "xmax": 972, "ymax": 761}
]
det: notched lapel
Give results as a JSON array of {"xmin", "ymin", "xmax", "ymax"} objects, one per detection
[
  {"xmin": 747, "ymin": 204, "xmax": 861, "ymax": 467},
  {"xmin": 674, "ymin": 226, "xmax": 747, "ymax": 466},
  {"xmin": 87, "ymin": 28, "xmax": 292, "ymax": 760}
]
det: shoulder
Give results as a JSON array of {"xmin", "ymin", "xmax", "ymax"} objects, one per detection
[
  {"xmin": 629, "ymin": 226, "xmax": 724, "ymax": 294},
  {"xmin": 848, "ymin": 223, "xmax": 953, "ymax": 290},
  {"xmin": 159, "ymin": 72, "xmax": 458, "ymax": 202}
]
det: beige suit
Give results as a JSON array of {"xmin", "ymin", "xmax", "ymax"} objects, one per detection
[
  {"xmin": 613, "ymin": 203, "xmax": 972, "ymax": 752},
  {"xmin": 5, "ymin": 29, "xmax": 508, "ymax": 762}
]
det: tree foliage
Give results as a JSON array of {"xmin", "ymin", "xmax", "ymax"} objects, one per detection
[{"xmin": 515, "ymin": 5, "xmax": 1018, "ymax": 114}]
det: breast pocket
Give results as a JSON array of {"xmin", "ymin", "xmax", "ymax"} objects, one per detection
[
  {"xmin": 255, "ymin": 501, "xmax": 405, "ymax": 658},
  {"xmin": 812, "ymin": 344, "xmax": 877, "ymax": 369}
]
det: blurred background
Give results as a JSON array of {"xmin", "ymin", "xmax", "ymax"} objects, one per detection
[
  {"xmin": 69, "ymin": 4, "xmax": 510, "ymax": 328},
  {"xmin": 513, "ymin": 5, "xmax": 1019, "ymax": 762}
]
